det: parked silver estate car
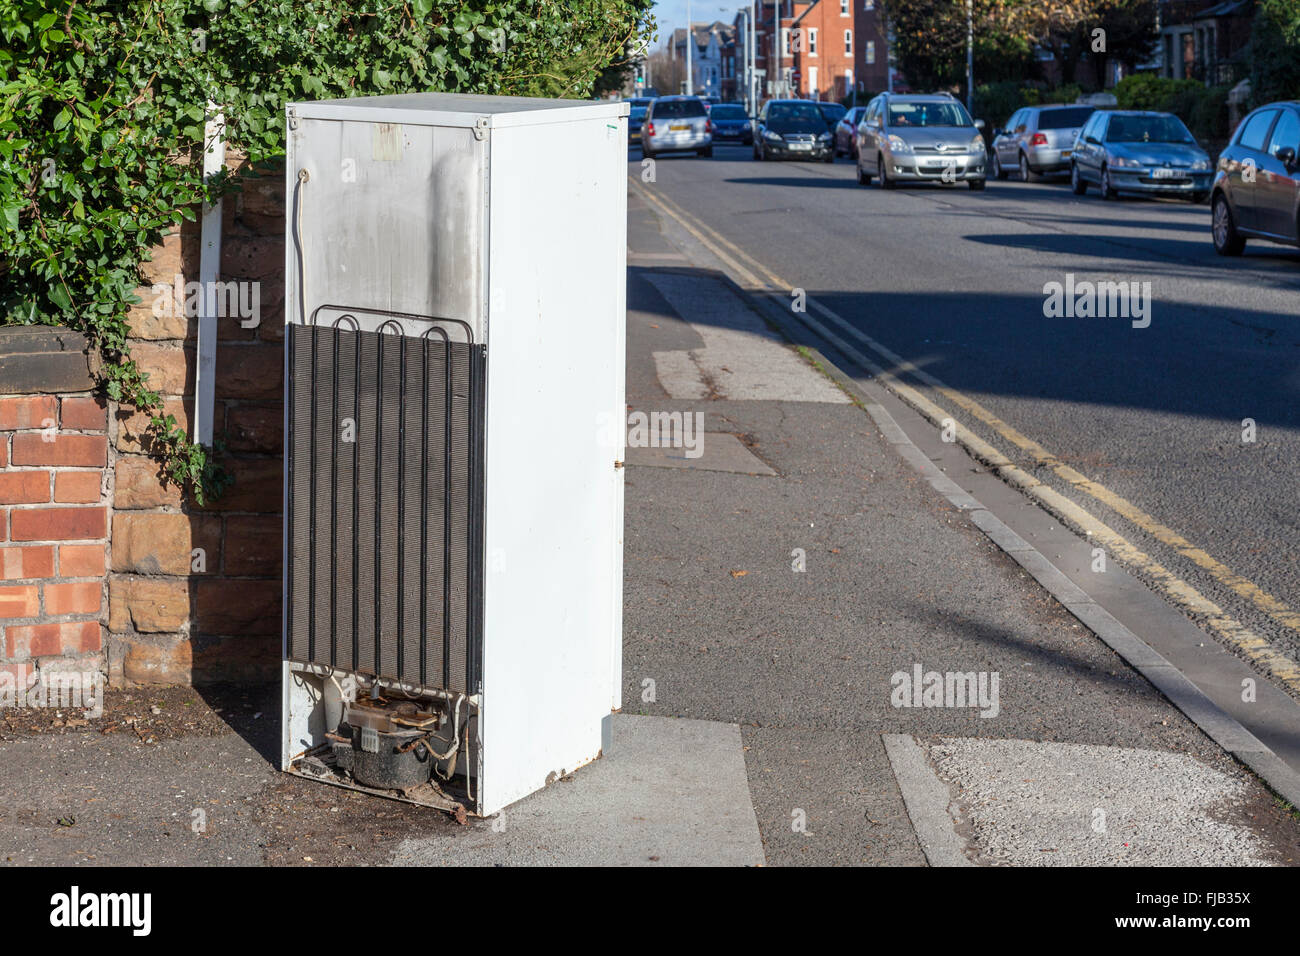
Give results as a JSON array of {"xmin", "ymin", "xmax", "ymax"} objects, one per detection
[
  {"xmin": 1070, "ymin": 110, "xmax": 1212, "ymax": 202},
  {"xmin": 855, "ymin": 93, "xmax": 987, "ymax": 190},
  {"xmin": 834, "ymin": 106, "xmax": 867, "ymax": 158},
  {"xmin": 642, "ymin": 96, "xmax": 713, "ymax": 159},
  {"xmin": 990, "ymin": 104, "xmax": 1095, "ymax": 181},
  {"xmin": 1210, "ymin": 100, "xmax": 1300, "ymax": 255}
]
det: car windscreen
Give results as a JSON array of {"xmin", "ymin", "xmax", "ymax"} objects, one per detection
[
  {"xmin": 818, "ymin": 103, "xmax": 847, "ymax": 123},
  {"xmin": 887, "ymin": 101, "xmax": 972, "ymax": 128},
  {"xmin": 710, "ymin": 105, "xmax": 748, "ymax": 120},
  {"xmin": 653, "ymin": 99, "xmax": 707, "ymax": 119},
  {"xmin": 766, "ymin": 103, "xmax": 827, "ymax": 132},
  {"xmin": 1038, "ymin": 107, "xmax": 1094, "ymax": 129},
  {"xmin": 1105, "ymin": 114, "xmax": 1194, "ymax": 144},
  {"xmin": 630, "ymin": 107, "xmax": 647, "ymax": 120}
]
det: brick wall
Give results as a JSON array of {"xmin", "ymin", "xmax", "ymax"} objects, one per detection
[
  {"xmin": 0, "ymin": 333, "xmax": 107, "ymax": 688},
  {"xmin": 1, "ymin": 154, "xmax": 288, "ymax": 688}
]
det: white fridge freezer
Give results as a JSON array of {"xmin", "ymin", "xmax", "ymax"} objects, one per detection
[{"xmin": 280, "ymin": 93, "xmax": 628, "ymax": 817}]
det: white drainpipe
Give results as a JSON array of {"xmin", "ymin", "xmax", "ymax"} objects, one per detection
[{"xmin": 195, "ymin": 100, "xmax": 225, "ymax": 447}]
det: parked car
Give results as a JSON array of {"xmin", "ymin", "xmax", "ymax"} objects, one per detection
[
  {"xmin": 642, "ymin": 96, "xmax": 713, "ymax": 159},
  {"xmin": 753, "ymin": 99, "xmax": 834, "ymax": 162},
  {"xmin": 1070, "ymin": 110, "xmax": 1212, "ymax": 202},
  {"xmin": 990, "ymin": 104, "xmax": 1095, "ymax": 181},
  {"xmin": 708, "ymin": 103, "xmax": 753, "ymax": 145},
  {"xmin": 834, "ymin": 106, "xmax": 868, "ymax": 158},
  {"xmin": 855, "ymin": 92, "xmax": 987, "ymax": 190},
  {"xmin": 1210, "ymin": 100, "xmax": 1300, "ymax": 255},
  {"xmin": 816, "ymin": 102, "xmax": 847, "ymax": 135},
  {"xmin": 628, "ymin": 104, "xmax": 648, "ymax": 144}
]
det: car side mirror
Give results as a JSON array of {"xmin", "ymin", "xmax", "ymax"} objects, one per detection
[
  {"xmin": 1085, "ymin": 135, "xmax": 1100, "ymax": 145},
  {"xmin": 1276, "ymin": 145, "xmax": 1297, "ymax": 169},
  {"xmin": 974, "ymin": 119, "xmax": 985, "ymax": 130}
]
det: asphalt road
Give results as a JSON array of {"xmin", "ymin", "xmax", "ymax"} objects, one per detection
[{"xmin": 631, "ymin": 142, "xmax": 1300, "ymax": 678}]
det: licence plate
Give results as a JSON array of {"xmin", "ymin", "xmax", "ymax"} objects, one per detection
[
  {"xmin": 790, "ymin": 142, "xmax": 811, "ymax": 150},
  {"xmin": 670, "ymin": 124, "xmax": 689, "ymax": 131},
  {"xmin": 1151, "ymin": 167, "xmax": 1179, "ymax": 179},
  {"xmin": 1061, "ymin": 149, "xmax": 1071, "ymax": 158}
]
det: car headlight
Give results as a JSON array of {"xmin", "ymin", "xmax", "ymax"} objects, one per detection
[
  {"xmin": 817, "ymin": 132, "xmax": 832, "ymax": 142},
  {"xmin": 886, "ymin": 135, "xmax": 912, "ymax": 153},
  {"xmin": 1190, "ymin": 157, "xmax": 1211, "ymax": 171},
  {"xmin": 969, "ymin": 134, "xmax": 986, "ymax": 153},
  {"xmin": 764, "ymin": 130, "xmax": 783, "ymax": 142},
  {"xmin": 1110, "ymin": 155, "xmax": 1143, "ymax": 168}
]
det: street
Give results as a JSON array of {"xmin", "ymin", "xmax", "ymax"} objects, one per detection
[{"xmin": 631, "ymin": 143, "xmax": 1300, "ymax": 692}]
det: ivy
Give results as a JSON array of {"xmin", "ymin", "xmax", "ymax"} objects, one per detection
[{"xmin": 1, "ymin": 0, "xmax": 653, "ymax": 504}]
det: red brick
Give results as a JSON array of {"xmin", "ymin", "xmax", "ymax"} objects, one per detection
[
  {"xmin": 54, "ymin": 471, "xmax": 102, "ymax": 503},
  {"xmin": 0, "ymin": 585, "xmax": 38, "ymax": 618},
  {"xmin": 11, "ymin": 433, "xmax": 107, "ymax": 467},
  {"xmin": 0, "ymin": 438, "xmax": 7, "ymax": 468},
  {"xmin": 11, "ymin": 507, "xmax": 106, "ymax": 542},
  {"xmin": 60, "ymin": 396, "xmax": 107, "ymax": 431},
  {"xmin": 45, "ymin": 581, "xmax": 101, "ymax": 615},
  {"xmin": 0, "ymin": 545, "xmax": 55, "ymax": 580},
  {"xmin": 0, "ymin": 396, "xmax": 57, "ymax": 430},
  {"xmin": 5, "ymin": 620, "xmax": 98, "ymax": 658},
  {"xmin": 0, "ymin": 509, "xmax": 6, "ymax": 541},
  {"xmin": 59, "ymin": 544, "xmax": 105, "ymax": 578},
  {"xmin": 215, "ymin": 342, "xmax": 282, "ymax": 400},
  {"xmin": 0, "ymin": 471, "xmax": 50, "ymax": 504}
]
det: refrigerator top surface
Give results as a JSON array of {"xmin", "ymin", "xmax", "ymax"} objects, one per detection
[{"xmin": 290, "ymin": 92, "xmax": 629, "ymax": 128}]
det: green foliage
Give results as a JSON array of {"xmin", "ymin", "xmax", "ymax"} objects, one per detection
[
  {"xmin": 1, "ymin": 0, "xmax": 651, "ymax": 503},
  {"xmin": 1113, "ymin": 74, "xmax": 1229, "ymax": 141},
  {"xmin": 1249, "ymin": 0, "xmax": 1300, "ymax": 106},
  {"xmin": 973, "ymin": 81, "xmax": 1084, "ymax": 132}
]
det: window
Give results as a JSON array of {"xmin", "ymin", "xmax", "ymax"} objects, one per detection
[
  {"xmin": 1237, "ymin": 109, "xmax": 1279, "ymax": 152},
  {"xmin": 1267, "ymin": 109, "xmax": 1300, "ymax": 156},
  {"xmin": 809, "ymin": 28, "xmax": 817, "ymax": 55},
  {"xmin": 844, "ymin": 29, "xmax": 852, "ymax": 55},
  {"xmin": 866, "ymin": 39, "xmax": 875, "ymax": 64},
  {"xmin": 841, "ymin": 0, "xmax": 849, "ymax": 14},
  {"xmin": 782, "ymin": 28, "xmax": 790, "ymax": 56}
]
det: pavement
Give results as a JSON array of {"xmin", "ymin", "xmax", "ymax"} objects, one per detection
[{"xmin": 2, "ymin": 152, "xmax": 1299, "ymax": 867}]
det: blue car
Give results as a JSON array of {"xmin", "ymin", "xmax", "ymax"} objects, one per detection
[
  {"xmin": 1070, "ymin": 110, "xmax": 1213, "ymax": 202},
  {"xmin": 707, "ymin": 103, "xmax": 753, "ymax": 145}
]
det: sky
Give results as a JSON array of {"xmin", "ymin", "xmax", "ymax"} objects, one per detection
[{"xmin": 651, "ymin": 0, "xmax": 741, "ymax": 50}]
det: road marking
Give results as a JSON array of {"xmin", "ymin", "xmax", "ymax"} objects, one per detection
[{"xmin": 630, "ymin": 176, "xmax": 1300, "ymax": 692}]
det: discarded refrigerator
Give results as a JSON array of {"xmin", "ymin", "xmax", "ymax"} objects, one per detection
[{"xmin": 280, "ymin": 93, "xmax": 628, "ymax": 817}]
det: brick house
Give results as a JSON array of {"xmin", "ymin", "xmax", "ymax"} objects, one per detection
[
  {"xmin": 1157, "ymin": 0, "xmax": 1255, "ymax": 85},
  {"xmin": 790, "ymin": 0, "xmax": 856, "ymax": 101},
  {"xmin": 742, "ymin": 0, "xmax": 888, "ymax": 105}
]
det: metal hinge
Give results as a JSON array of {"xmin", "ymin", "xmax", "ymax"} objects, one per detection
[
  {"xmin": 614, "ymin": 460, "xmax": 624, "ymax": 469},
  {"xmin": 473, "ymin": 116, "xmax": 489, "ymax": 141},
  {"xmin": 287, "ymin": 106, "xmax": 300, "ymax": 131}
]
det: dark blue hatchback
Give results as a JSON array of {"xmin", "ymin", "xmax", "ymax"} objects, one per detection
[{"xmin": 708, "ymin": 103, "xmax": 753, "ymax": 145}]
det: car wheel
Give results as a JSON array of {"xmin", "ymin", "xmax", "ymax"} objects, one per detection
[
  {"xmin": 642, "ymin": 146, "xmax": 654, "ymax": 160},
  {"xmin": 1190, "ymin": 190, "xmax": 1209, "ymax": 204},
  {"xmin": 992, "ymin": 151, "xmax": 1008, "ymax": 180},
  {"xmin": 879, "ymin": 156, "xmax": 894, "ymax": 190},
  {"xmin": 968, "ymin": 178, "xmax": 986, "ymax": 191},
  {"xmin": 1100, "ymin": 165, "xmax": 1118, "ymax": 200},
  {"xmin": 823, "ymin": 151, "xmax": 834, "ymax": 164},
  {"xmin": 1070, "ymin": 162, "xmax": 1087, "ymax": 195},
  {"xmin": 851, "ymin": 142, "xmax": 859, "ymax": 160},
  {"xmin": 1019, "ymin": 153, "xmax": 1033, "ymax": 182},
  {"xmin": 857, "ymin": 159, "xmax": 872, "ymax": 186},
  {"xmin": 1212, "ymin": 193, "xmax": 1246, "ymax": 256},
  {"xmin": 698, "ymin": 146, "xmax": 713, "ymax": 158}
]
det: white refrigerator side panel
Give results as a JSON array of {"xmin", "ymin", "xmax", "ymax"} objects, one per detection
[{"xmin": 479, "ymin": 115, "xmax": 627, "ymax": 815}]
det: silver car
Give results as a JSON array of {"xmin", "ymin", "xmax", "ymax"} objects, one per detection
[
  {"xmin": 1070, "ymin": 110, "xmax": 1212, "ymax": 202},
  {"xmin": 990, "ymin": 104, "xmax": 1095, "ymax": 181},
  {"xmin": 855, "ymin": 93, "xmax": 987, "ymax": 190},
  {"xmin": 1209, "ymin": 100, "xmax": 1300, "ymax": 255},
  {"xmin": 642, "ymin": 96, "xmax": 713, "ymax": 159}
]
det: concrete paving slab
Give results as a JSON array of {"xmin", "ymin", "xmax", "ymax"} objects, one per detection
[
  {"xmin": 643, "ymin": 273, "xmax": 850, "ymax": 404},
  {"xmin": 389, "ymin": 714, "xmax": 765, "ymax": 866},
  {"xmin": 882, "ymin": 735, "xmax": 974, "ymax": 867},
  {"xmin": 625, "ymin": 431, "xmax": 777, "ymax": 476},
  {"xmin": 926, "ymin": 736, "xmax": 1274, "ymax": 866}
]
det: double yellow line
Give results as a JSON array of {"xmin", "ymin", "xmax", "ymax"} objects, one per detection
[{"xmin": 630, "ymin": 176, "xmax": 1300, "ymax": 692}]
